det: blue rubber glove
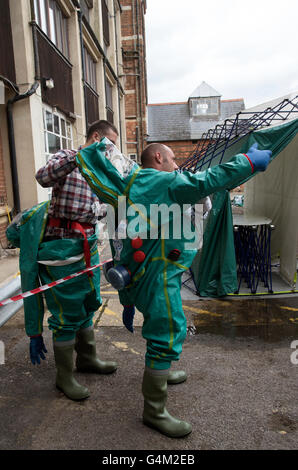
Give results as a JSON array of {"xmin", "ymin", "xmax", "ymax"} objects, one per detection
[
  {"xmin": 122, "ymin": 305, "xmax": 135, "ymax": 333},
  {"xmin": 30, "ymin": 335, "xmax": 47, "ymax": 365},
  {"xmin": 246, "ymin": 143, "xmax": 272, "ymax": 172}
]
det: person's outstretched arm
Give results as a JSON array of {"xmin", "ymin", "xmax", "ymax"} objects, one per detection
[{"xmin": 169, "ymin": 145, "xmax": 272, "ymax": 206}]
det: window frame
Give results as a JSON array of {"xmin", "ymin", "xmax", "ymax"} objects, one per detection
[
  {"xmin": 43, "ymin": 105, "xmax": 73, "ymax": 162},
  {"xmin": 42, "ymin": 105, "xmax": 73, "ymax": 198},
  {"xmin": 83, "ymin": 46, "xmax": 97, "ymax": 91},
  {"xmin": 105, "ymin": 77, "xmax": 114, "ymax": 123},
  {"xmin": 101, "ymin": 0, "xmax": 110, "ymax": 47},
  {"xmin": 190, "ymin": 97, "xmax": 220, "ymax": 117},
  {"xmin": 34, "ymin": 0, "xmax": 69, "ymax": 59}
]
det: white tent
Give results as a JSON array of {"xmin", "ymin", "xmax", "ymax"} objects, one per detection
[{"xmin": 244, "ymin": 94, "xmax": 298, "ymax": 289}]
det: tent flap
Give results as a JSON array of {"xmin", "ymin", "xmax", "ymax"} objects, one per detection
[{"xmin": 194, "ymin": 190, "xmax": 238, "ymax": 297}]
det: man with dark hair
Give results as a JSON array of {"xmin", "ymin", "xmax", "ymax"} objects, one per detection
[
  {"xmin": 27, "ymin": 120, "xmax": 118, "ymax": 400},
  {"xmin": 86, "ymin": 120, "xmax": 118, "ymax": 142}
]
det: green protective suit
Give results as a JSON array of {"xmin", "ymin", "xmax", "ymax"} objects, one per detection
[
  {"xmin": 6, "ymin": 202, "xmax": 101, "ymax": 342},
  {"xmin": 76, "ymin": 139, "xmax": 254, "ymax": 370}
]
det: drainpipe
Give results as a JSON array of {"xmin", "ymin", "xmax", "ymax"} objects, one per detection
[
  {"xmin": 29, "ymin": 0, "xmax": 40, "ymax": 80},
  {"xmin": 77, "ymin": 9, "xmax": 89, "ymax": 133},
  {"xmin": 132, "ymin": 0, "xmax": 143, "ymax": 157},
  {"xmin": 6, "ymin": 81, "xmax": 39, "ymax": 213},
  {"xmin": 135, "ymin": 0, "xmax": 144, "ymax": 153},
  {"xmin": 113, "ymin": 0, "xmax": 123, "ymax": 151},
  {"xmin": 4, "ymin": 0, "xmax": 39, "ymax": 214},
  {"xmin": 30, "ymin": 21, "xmax": 41, "ymax": 80},
  {"xmin": 135, "ymin": 124, "xmax": 139, "ymax": 161}
]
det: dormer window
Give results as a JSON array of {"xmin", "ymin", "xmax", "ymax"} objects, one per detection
[
  {"xmin": 189, "ymin": 97, "xmax": 220, "ymax": 117},
  {"xmin": 188, "ymin": 82, "xmax": 221, "ymax": 118}
]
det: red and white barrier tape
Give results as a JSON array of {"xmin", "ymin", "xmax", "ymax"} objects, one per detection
[{"xmin": 0, "ymin": 258, "xmax": 112, "ymax": 307}]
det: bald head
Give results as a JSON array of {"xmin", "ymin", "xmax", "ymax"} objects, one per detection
[{"xmin": 141, "ymin": 143, "xmax": 178, "ymax": 172}]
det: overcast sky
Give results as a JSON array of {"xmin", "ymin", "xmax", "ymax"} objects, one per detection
[{"xmin": 144, "ymin": 0, "xmax": 298, "ymax": 108}]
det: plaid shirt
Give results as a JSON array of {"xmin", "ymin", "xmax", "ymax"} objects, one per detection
[{"xmin": 36, "ymin": 149, "xmax": 105, "ymax": 239}]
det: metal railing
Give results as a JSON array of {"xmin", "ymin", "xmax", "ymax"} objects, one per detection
[
  {"xmin": 0, "ymin": 275, "xmax": 23, "ymax": 327},
  {"xmin": 180, "ymin": 95, "xmax": 298, "ymax": 172}
]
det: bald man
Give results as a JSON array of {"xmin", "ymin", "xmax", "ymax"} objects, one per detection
[
  {"xmin": 141, "ymin": 142, "xmax": 178, "ymax": 171},
  {"xmin": 76, "ymin": 138, "xmax": 271, "ymax": 438}
]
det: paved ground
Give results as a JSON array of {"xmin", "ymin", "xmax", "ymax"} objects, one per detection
[{"xmin": 0, "ymin": 246, "xmax": 298, "ymax": 451}]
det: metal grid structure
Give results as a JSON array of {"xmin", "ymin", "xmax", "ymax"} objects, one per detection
[
  {"xmin": 180, "ymin": 95, "xmax": 298, "ymax": 172},
  {"xmin": 233, "ymin": 224, "xmax": 274, "ymax": 294}
]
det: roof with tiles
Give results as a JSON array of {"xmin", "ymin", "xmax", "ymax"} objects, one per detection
[{"xmin": 147, "ymin": 82, "xmax": 245, "ymax": 142}]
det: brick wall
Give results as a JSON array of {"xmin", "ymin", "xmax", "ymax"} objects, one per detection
[
  {"xmin": 120, "ymin": 0, "xmax": 147, "ymax": 160},
  {"xmin": 166, "ymin": 139, "xmax": 245, "ymax": 192},
  {"xmin": 158, "ymin": 140, "xmax": 198, "ymax": 167}
]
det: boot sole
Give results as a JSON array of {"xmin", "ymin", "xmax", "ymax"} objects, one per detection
[
  {"xmin": 76, "ymin": 367, "xmax": 117, "ymax": 374},
  {"xmin": 56, "ymin": 385, "xmax": 90, "ymax": 401},
  {"xmin": 167, "ymin": 377, "xmax": 187, "ymax": 385},
  {"xmin": 143, "ymin": 418, "xmax": 192, "ymax": 438}
]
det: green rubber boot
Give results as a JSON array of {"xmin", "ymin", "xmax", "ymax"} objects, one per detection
[
  {"xmin": 53, "ymin": 343, "xmax": 90, "ymax": 401},
  {"xmin": 167, "ymin": 370, "xmax": 187, "ymax": 385},
  {"xmin": 75, "ymin": 327, "xmax": 117, "ymax": 374},
  {"xmin": 142, "ymin": 367, "xmax": 192, "ymax": 438}
]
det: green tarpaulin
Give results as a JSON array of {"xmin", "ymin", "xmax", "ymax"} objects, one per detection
[{"xmin": 194, "ymin": 118, "xmax": 298, "ymax": 297}]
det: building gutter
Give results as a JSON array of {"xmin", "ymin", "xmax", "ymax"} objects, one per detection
[
  {"xmin": 135, "ymin": 0, "xmax": 144, "ymax": 152},
  {"xmin": 113, "ymin": 0, "xmax": 123, "ymax": 150},
  {"xmin": 131, "ymin": 0, "xmax": 139, "ymax": 158},
  {"xmin": 0, "ymin": 76, "xmax": 19, "ymax": 95},
  {"xmin": 6, "ymin": 81, "xmax": 39, "ymax": 213},
  {"xmin": 77, "ymin": 9, "xmax": 89, "ymax": 132}
]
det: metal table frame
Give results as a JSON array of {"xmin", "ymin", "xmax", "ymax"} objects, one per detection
[{"xmin": 233, "ymin": 215, "xmax": 274, "ymax": 294}]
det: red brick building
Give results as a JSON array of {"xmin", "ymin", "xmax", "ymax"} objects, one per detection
[
  {"xmin": 120, "ymin": 0, "xmax": 148, "ymax": 162},
  {"xmin": 147, "ymin": 82, "xmax": 245, "ymax": 167}
]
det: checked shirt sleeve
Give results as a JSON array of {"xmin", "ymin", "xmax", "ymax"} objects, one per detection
[{"xmin": 36, "ymin": 149, "xmax": 77, "ymax": 187}]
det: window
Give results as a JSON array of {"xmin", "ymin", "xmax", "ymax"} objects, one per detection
[
  {"xmin": 84, "ymin": 47, "xmax": 97, "ymax": 91},
  {"xmin": 190, "ymin": 97, "xmax": 220, "ymax": 117},
  {"xmin": 42, "ymin": 106, "xmax": 73, "ymax": 198},
  {"xmin": 34, "ymin": 0, "xmax": 69, "ymax": 58},
  {"xmin": 105, "ymin": 78, "xmax": 114, "ymax": 123},
  {"xmin": 43, "ymin": 106, "xmax": 73, "ymax": 162},
  {"xmin": 101, "ymin": 0, "xmax": 110, "ymax": 46}
]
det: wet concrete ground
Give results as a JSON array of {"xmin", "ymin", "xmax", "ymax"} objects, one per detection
[
  {"xmin": 184, "ymin": 296, "xmax": 298, "ymax": 343},
  {"xmin": 0, "ymin": 246, "xmax": 298, "ymax": 451}
]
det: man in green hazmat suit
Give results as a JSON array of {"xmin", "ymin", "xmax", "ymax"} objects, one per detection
[
  {"xmin": 75, "ymin": 138, "xmax": 271, "ymax": 437},
  {"xmin": 6, "ymin": 120, "xmax": 120, "ymax": 402}
]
